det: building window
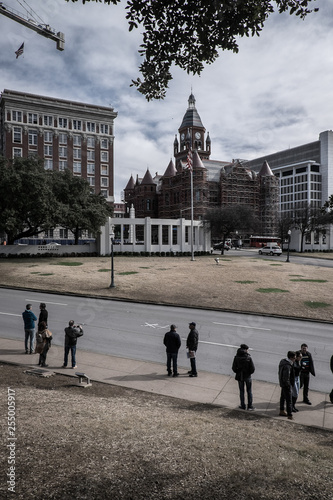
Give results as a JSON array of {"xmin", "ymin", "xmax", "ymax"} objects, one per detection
[
  {"xmin": 172, "ymin": 226, "xmax": 178, "ymax": 245},
  {"xmin": 87, "ymin": 136, "xmax": 95, "ymax": 148},
  {"xmin": 73, "ymin": 162, "xmax": 81, "ymax": 174},
  {"xmin": 60, "ymin": 229, "xmax": 68, "ymax": 239},
  {"xmin": 101, "ymin": 151, "xmax": 108, "ymax": 162},
  {"xmin": 13, "ymin": 127, "xmax": 22, "ymax": 143},
  {"xmin": 74, "ymin": 149, "xmax": 81, "ymax": 160},
  {"xmin": 44, "ymin": 159, "xmax": 53, "ymax": 170},
  {"xmin": 100, "ymin": 124, "xmax": 109, "ymax": 134},
  {"xmin": 44, "ymin": 145, "xmax": 53, "ymax": 156},
  {"xmin": 44, "ymin": 229, "xmax": 54, "ymax": 238},
  {"xmin": 12, "ymin": 111, "xmax": 22, "ymax": 122},
  {"xmin": 44, "ymin": 131, "xmax": 53, "ymax": 143},
  {"xmin": 88, "ymin": 177, "xmax": 95, "ymax": 186},
  {"xmin": 28, "ymin": 129, "xmax": 38, "ymax": 146},
  {"xmin": 87, "ymin": 150, "xmax": 95, "ymax": 161},
  {"xmin": 28, "ymin": 113, "xmax": 38, "ymax": 124},
  {"xmin": 101, "ymin": 177, "xmax": 108, "ymax": 187},
  {"xmin": 59, "ymin": 133, "xmax": 67, "ymax": 144},
  {"xmin": 13, "ymin": 148, "xmax": 22, "ymax": 158},
  {"xmin": 101, "ymin": 164, "xmax": 108, "ymax": 175},
  {"xmin": 59, "ymin": 160, "xmax": 67, "ymax": 171},
  {"xmin": 86, "ymin": 122, "xmax": 95, "ymax": 132},
  {"xmin": 100, "ymin": 138, "xmax": 108, "ymax": 149},
  {"xmin": 162, "ymin": 225, "xmax": 168, "ymax": 244},
  {"xmin": 59, "ymin": 146, "xmax": 67, "ymax": 158},
  {"xmin": 73, "ymin": 135, "xmax": 81, "ymax": 146},
  {"xmin": 44, "ymin": 115, "xmax": 53, "ymax": 126},
  {"xmin": 58, "ymin": 117, "xmax": 68, "ymax": 128},
  {"xmin": 87, "ymin": 164, "xmax": 95, "ymax": 175},
  {"xmin": 72, "ymin": 120, "xmax": 82, "ymax": 131},
  {"xmin": 100, "ymin": 189, "xmax": 108, "ymax": 198}
]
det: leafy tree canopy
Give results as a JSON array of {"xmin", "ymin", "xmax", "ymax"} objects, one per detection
[
  {"xmin": 52, "ymin": 169, "xmax": 112, "ymax": 244},
  {"xmin": 68, "ymin": 0, "xmax": 319, "ymax": 100},
  {"xmin": 0, "ymin": 157, "xmax": 60, "ymax": 245}
]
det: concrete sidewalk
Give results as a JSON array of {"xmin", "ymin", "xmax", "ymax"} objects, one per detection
[{"xmin": 1, "ymin": 337, "xmax": 333, "ymax": 431}]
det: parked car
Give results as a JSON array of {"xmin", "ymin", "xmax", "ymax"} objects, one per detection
[
  {"xmin": 213, "ymin": 242, "xmax": 230, "ymax": 251},
  {"xmin": 258, "ymin": 245, "xmax": 282, "ymax": 256}
]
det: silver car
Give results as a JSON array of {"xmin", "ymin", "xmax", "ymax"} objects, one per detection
[{"xmin": 258, "ymin": 245, "xmax": 282, "ymax": 256}]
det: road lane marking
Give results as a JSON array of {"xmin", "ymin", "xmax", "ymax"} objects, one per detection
[
  {"xmin": 143, "ymin": 323, "xmax": 169, "ymax": 329},
  {"xmin": 25, "ymin": 299, "xmax": 68, "ymax": 306},
  {"xmin": 213, "ymin": 322, "xmax": 271, "ymax": 331},
  {"xmin": 0, "ymin": 312, "xmax": 21, "ymax": 317},
  {"xmin": 180, "ymin": 338, "xmax": 250, "ymax": 349}
]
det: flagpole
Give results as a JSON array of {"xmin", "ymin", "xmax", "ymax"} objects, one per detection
[{"xmin": 190, "ymin": 165, "xmax": 194, "ymax": 261}]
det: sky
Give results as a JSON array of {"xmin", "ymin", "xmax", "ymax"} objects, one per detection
[{"xmin": 1, "ymin": 0, "xmax": 333, "ymax": 201}]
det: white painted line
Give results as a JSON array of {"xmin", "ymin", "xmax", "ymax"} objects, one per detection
[
  {"xmin": 213, "ymin": 322, "xmax": 271, "ymax": 331},
  {"xmin": 0, "ymin": 312, "xmax": 21, "ymax": 317},
  {"xmin": 25, "ymin": 299, "xmax": 68, "ymax": 306},
  {"xmin": 180, "ymin": 338, "xmax": 249, "ymax": 349}
]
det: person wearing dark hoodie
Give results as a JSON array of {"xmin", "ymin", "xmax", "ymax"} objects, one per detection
[
  {"xmin": 232, "ymin": 344, "xmax": 255, "ymax": 410},
  {"xmin": 278, "ymin": 351, "xmax": 296, "ymax": 420},
  {"xmin": 22, "ymin": 304, "xmax": 37, "ymax": 354},
  {"xmin": 292, "ymin": 350, "xmax": 302, "ymax": 412}
]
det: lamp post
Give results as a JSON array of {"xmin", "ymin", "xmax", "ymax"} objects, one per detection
[
  {"xmin": 109, "ymin": 227, "xmax": 115, "ymax": 288},
  {"xmin": 286, "ymin": 229, "xmax": 291, "ymax": 263}
]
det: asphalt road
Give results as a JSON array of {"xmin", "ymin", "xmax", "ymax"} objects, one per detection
[{"xmin": 0, "ymin": 287, "xmax": 332, "ymax": 393}]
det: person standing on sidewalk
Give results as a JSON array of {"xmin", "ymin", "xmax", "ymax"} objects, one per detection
[
  {"xmin": 163, "ymin": 324, "xmax": 181, "ymax": 377},
  {"xmin": 22, "ymin": 304, "xmax": 37, "ymax": 354},
  {"xmin": 187, "ymin": 322, "xmax": 198, "ymax": 377},
  {"xmin": 300, "ymin": 343, "xmax": 315, "ymax": 405},
  {"xmin": 278, "ymin": 351, "xmax": 296, "ymax": 420},
  {"xmin": 38, "ymin": 303, "xmax": 48, "ymax": 328},
  {"xmin": 63, "ymin": 320, "xmax": 83, "ymax": 369},
  {"xmin": 292, "ymin": 350, "xmax": 302, "ymax": 412},
  {"xmin": 232, "ymin": 344, "xmax": 255, "ymax": 410}
]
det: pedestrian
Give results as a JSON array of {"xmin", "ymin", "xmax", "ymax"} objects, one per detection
[
  {"xmin": 300, "ymin": 343, "xmax": 315, "ymax": 405},
  {"xmin": 63, "ymin": 320, "xmax": 84, "ymax": 369},
  {"xmin": 163, "ymin": 324, "xmax": 181, "ymax": 377},
  {"xmin": 187, "ymin": 321, "xmax": 198, "ymax": 377},
  {"xmin": 22, "ymin": 304, "xmax": 37, "ymax": 354},
  {"xmin": 232, "ymin": 343, "xmax": 255, "ymax": 410},
  {"xmin": 278, "ymin": 351, "xmax": 296, "ymax": 420},
  {"xmin": 35, "ymin": 321, "xmax": 52, "ymax": 367},
  {"xmin": 292, "ymin": 350, "xmax": 302, "ymax": 412},
  {"xmin": 38, "ymin": 303, "xmax": 48, "ymax": 328}
]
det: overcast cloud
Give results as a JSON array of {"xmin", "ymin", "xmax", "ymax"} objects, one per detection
[{"xmin": 1, "ymin": 0, "xmax": 333, "ymax": 200}]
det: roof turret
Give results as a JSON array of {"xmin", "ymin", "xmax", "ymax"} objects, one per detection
[
  {"xmin": 179, "ymin": 93, "xmax": 204, "ymax": 130},
  {"xmin": 259, "ymin": 160, "xmax": 274, "ymax": 176},
  {"xmin": 125, "ymin": 174, "xmax": 135, "ymax": 190},
  {"xmin": 141, "ymin": 169, "xmax": 155, "ymax": 185},
  {"xmin": 163, "ymin": 159, "xmax": 177, "ymax": 177}
]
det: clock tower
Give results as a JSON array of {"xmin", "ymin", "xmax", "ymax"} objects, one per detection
[{"xmin": 174, "ymin": 93, "xmax": 211, "ymax": 163}]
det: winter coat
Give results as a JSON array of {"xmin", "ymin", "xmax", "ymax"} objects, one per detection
[
  {"xmin": 64, "ymin": 325, "xmax": 83, "ymax": 347},
  {"xmin": 232, "ymin": 348, "xmax": 255, "ymax": 381},
  {"xmin": 163, "ymin": 330, "xmax": 181, "ymax": 353},
  {"xmin": 38, "ymin": 309, "xmax": 48, "ymax": 327},
  {"xmin": 22, "ymin": 309, "xmax": 37, "ymax": 330},
  {"xmin": 186, "ymin": 328, "xmax": 198, "ymax": 351},
  {"xmin": 35, "ymin": 328, "xmax": 52, "ymax": 354},
  {"xmin": 279, "ymin": 358, "xmax": 295, "ymax": 388}
]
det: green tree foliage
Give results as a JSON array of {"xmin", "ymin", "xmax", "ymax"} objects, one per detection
[
  {"xmin": 0, "ymin": 157, "xmax": 59, "ymax": 245},
  {"xmin": 68, "ymin": 0, "xmax": 318, "ymax": 100},
  {"xmin": 204, "ymin": 204, "xmax": 259, "ymax": 253},
  {"xmin": 52, "ymin": 169, "xmax": 112, "ymax": 244}
]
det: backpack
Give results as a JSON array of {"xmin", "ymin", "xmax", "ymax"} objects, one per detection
[{"xmin": 330, "ymin": 389, "xmax": 333, "ymax": 404}]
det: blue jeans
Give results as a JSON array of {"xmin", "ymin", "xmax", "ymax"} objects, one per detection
[
  {"xmin": 238, "ymin": 377, "xmax": 253, "ymax": 409},
  {"xmin": 64, "ymin": 345, "xmax": 77, "ymax": 367},
  {"xmin": 25, "ymin": 329, "xmax": 35, "ymax": 353},
  {"xmin": 167, "ymin": 352, "xmax": 178, "ymax": 374}
]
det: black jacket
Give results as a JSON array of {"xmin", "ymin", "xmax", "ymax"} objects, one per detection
[
  {"xmin": 300, "ymin": 351, "xmax": 315, "ymax": 377},
  {"xmin": 65, "ymin": 325, "xmax": 83, "ymax": 347},
  {"xmin": 232, "ymin": 348, "xmax": 255, "ymax": 381},
  {"xmin": 163, "ymin": 330, "xmax": 181, "ymax": 353},
  {"xmin": 279, "ymin": 358, "xmax": 295, "ymax": 388},
  {"xmin": 186, "ymin": 328, "xmax": 198, "ymax": 351}
]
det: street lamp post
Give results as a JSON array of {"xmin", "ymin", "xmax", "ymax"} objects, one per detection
[
  {"xmin": 286, "ymin": 230, "xmax": 291, "ymax": 263},
  {"xmin": 110, "ymin": 229, "xmax": 115, "ymax": 288}
]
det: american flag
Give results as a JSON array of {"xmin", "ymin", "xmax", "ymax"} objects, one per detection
[
  {"xmin": 15, "ymin": 43, "xmax": 24, "ymax": 59},
  {"xmin": 186, "ymin": 148, "xmax": 193, "ymax": 171}
]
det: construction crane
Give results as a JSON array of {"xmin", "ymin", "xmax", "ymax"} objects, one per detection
[{"xmin": 0, "ymin": 1, "xmax": 65, "ymax": 51}]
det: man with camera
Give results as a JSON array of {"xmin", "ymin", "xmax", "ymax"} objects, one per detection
[{"xmin": 63, "ymin": 320, "xmax": 84, "ymax": 369}]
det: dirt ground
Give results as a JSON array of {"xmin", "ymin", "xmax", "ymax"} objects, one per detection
[
  {"xmin": 0, "ymin": 252, "xmax": 333, "ymax": 321},
  {"xmin": 1, "ymin": 253, "xmax": 333, "ymax": 499},
  {"xmin": 1, "ymin": 363, "xmax": 333, "ymax": 500}
]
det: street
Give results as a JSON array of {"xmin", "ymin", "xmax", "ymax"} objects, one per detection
[{"xmin": 0, "ymin": 287, "xmax": 332, "ymax": 393}]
